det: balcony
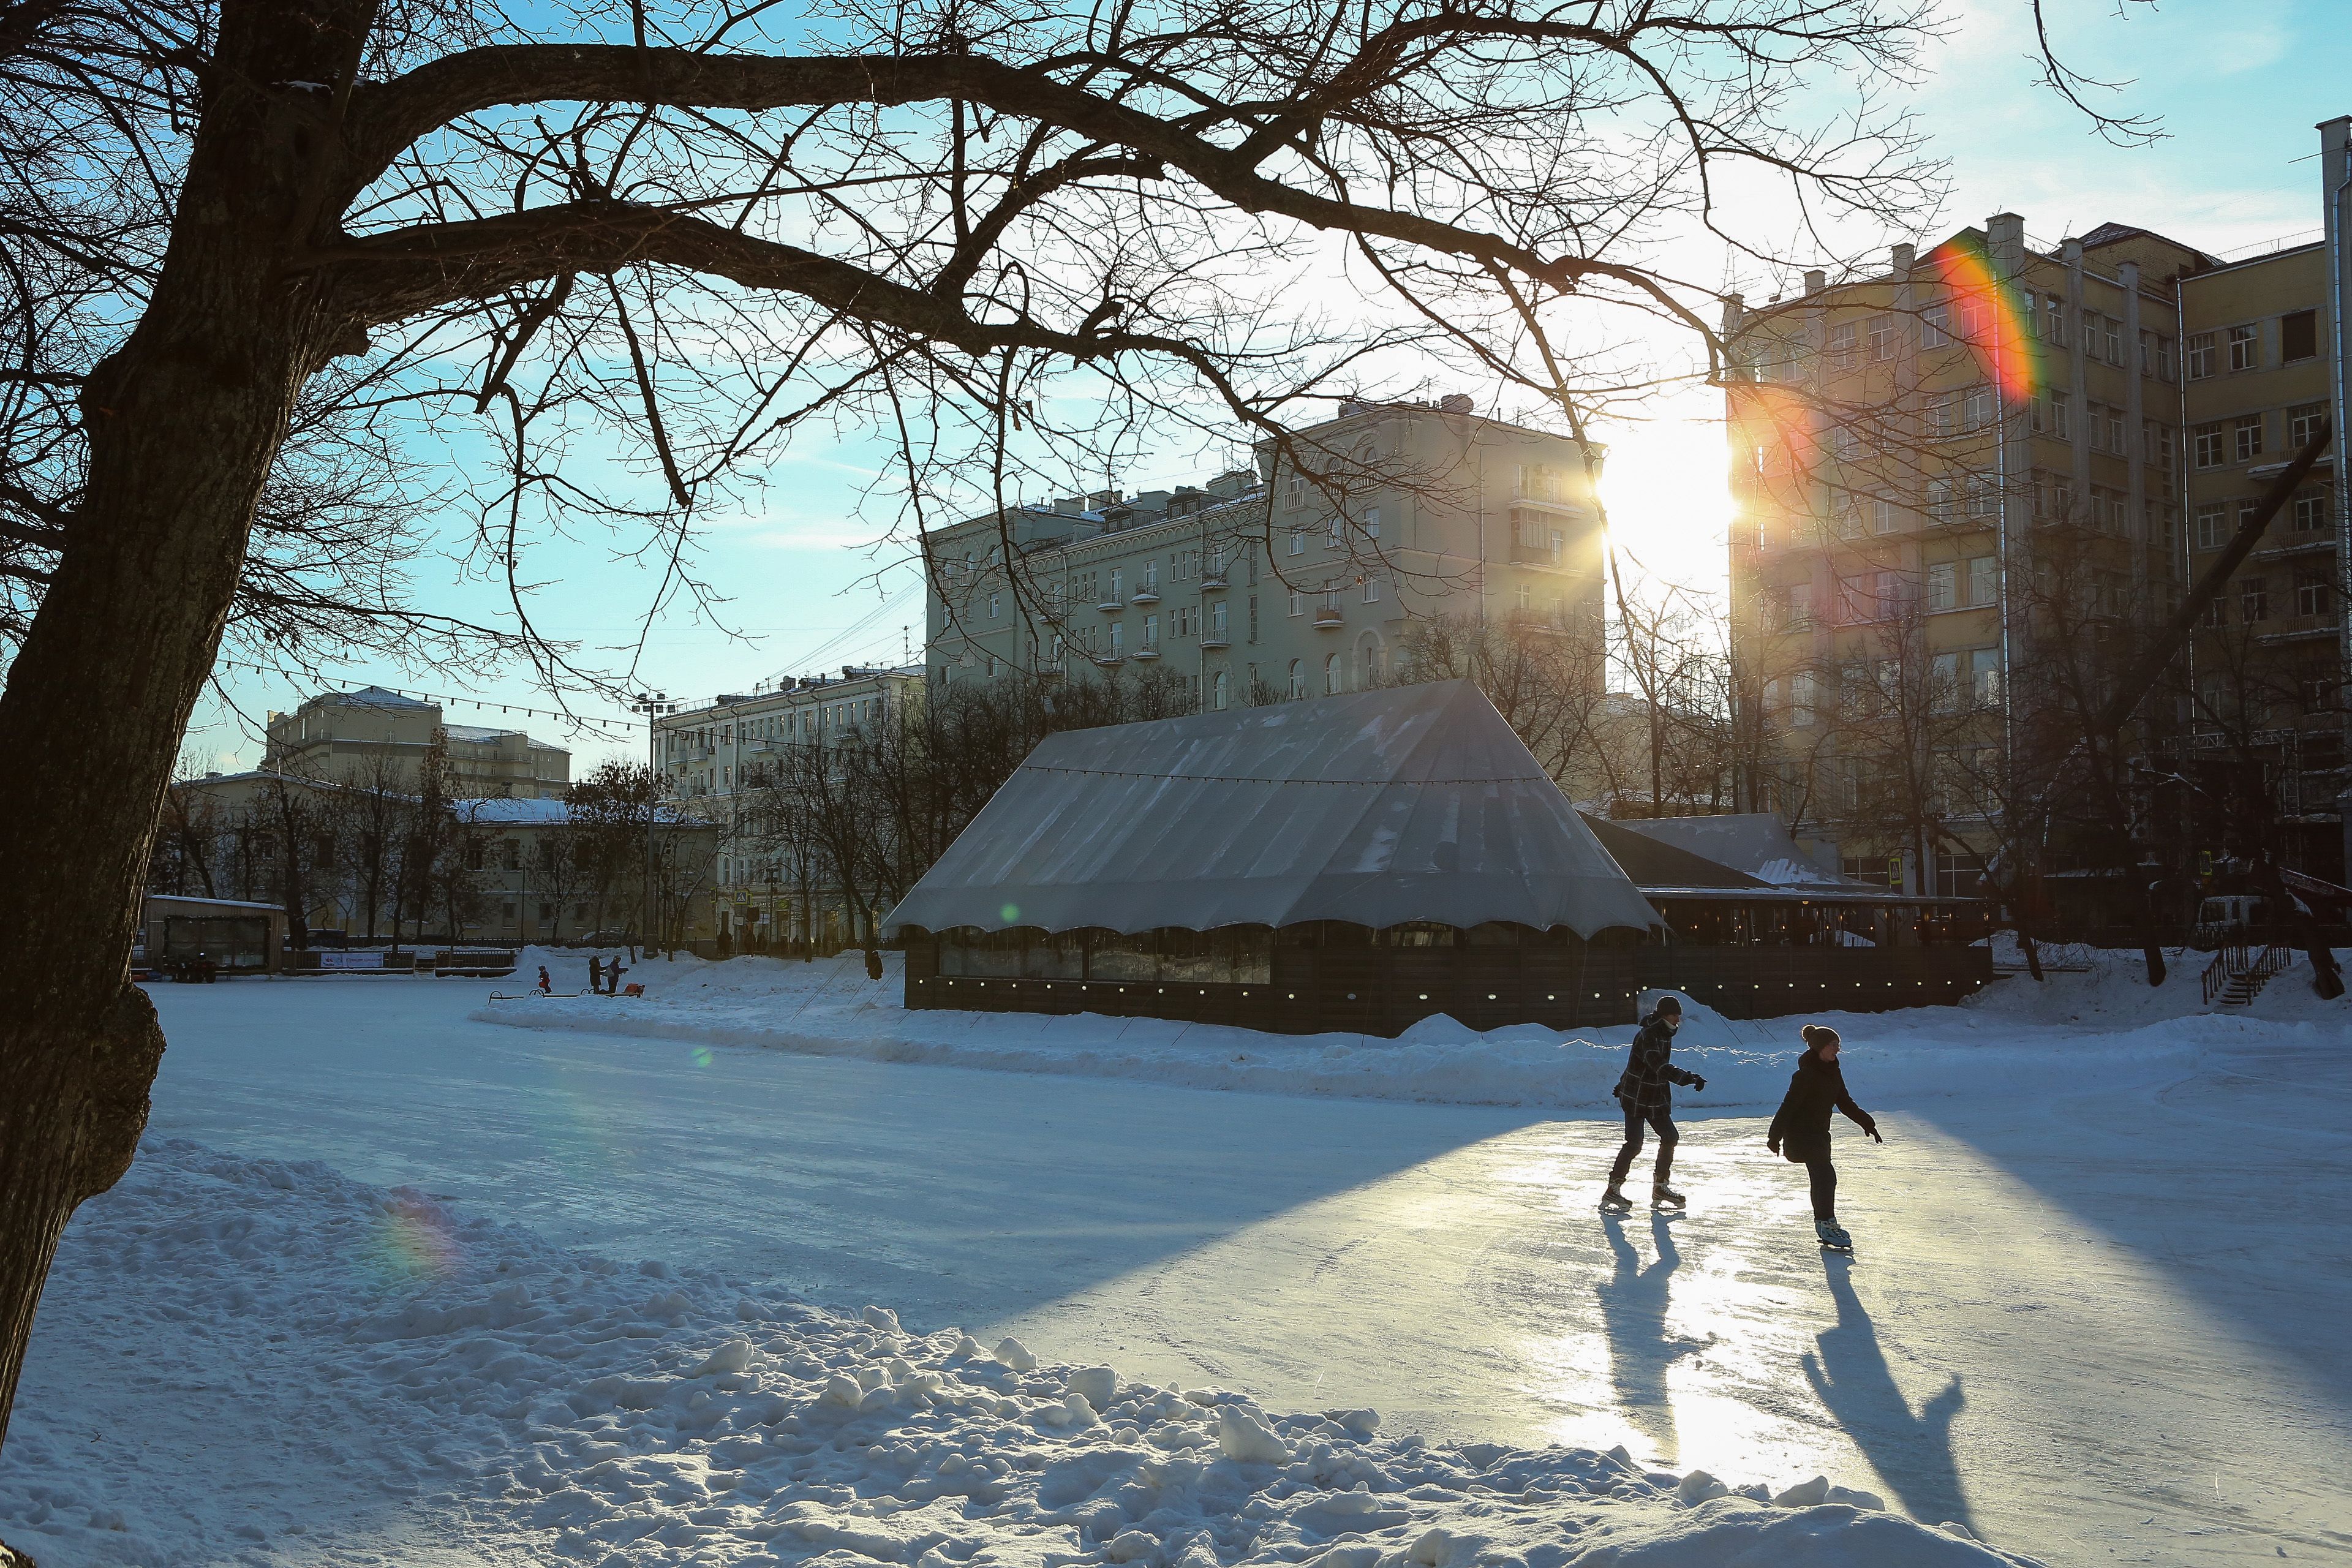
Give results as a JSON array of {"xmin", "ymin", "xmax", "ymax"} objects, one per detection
[
  {"xmin": 1314, "ymin": 606, "xmax": 1345, "ymax": 628},
  {"xmin": 1096, "ymin": 597, "xmax": 1123, "ymax": 612},
  {"xmin": 1200, "ymin": 635, "xmax": 1231, "ymax": 649},
  {"xmin": 1037, "ymin": 660, "xmax": 1066, "ymax": 680},
  {"xmin": 1132, "ymin": 643, "xmax": 1161, "ymax": 660},
  {"xmin": 2257, "ymin": 619, "xmax": 2340, "ymax": 646},
  {"xmin": 1129, "ymin": 586, "xmax": 1161, "ymax": 605},
  {"xmin": 1200, "ymin": 574, "xmax": 1229, "ymax": 590},
  {"xmin": 1508, "ymin": 541, "xmax": 1565, "ymax": 570},
  {"xmin": 1507, "ymin": 606, "xmax": 1572, "ymax": 636}
]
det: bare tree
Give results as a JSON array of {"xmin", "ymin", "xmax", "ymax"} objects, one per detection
[{"xmin": 0, "ymin": 0, "xmax": 2148, "ymax": 1461}]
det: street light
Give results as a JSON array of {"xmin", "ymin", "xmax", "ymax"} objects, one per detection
[{"xmin": 627, "ymin": 692, "xmax": 676, "ymax": 954}]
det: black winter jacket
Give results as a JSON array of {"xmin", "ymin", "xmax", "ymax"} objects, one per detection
[
  {"xmin": 1767, "ymin": 1052, "xmax": 1876, "ymax": 1162},
  {"xmin": 1613, "ymin": 1012, "xmax": 1701, "ymax": 1113}
]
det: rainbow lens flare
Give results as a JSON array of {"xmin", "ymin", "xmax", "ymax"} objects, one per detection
[
  {"xmin": 1924, "ymin": 237, "xmax": 2041, "ymax": 404},
  {"xmin": 374, "ymin": 1203, "xmax": 460, "ymax": 1280}
]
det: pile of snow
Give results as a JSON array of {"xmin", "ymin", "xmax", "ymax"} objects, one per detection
[
  {"xmin": 464, "ymin": 943, "xmax": 2352, "ymax": 1112},
  {"xmin": 0, "ymin": 1139, "xmax": 2021, "ymax": 1567}
]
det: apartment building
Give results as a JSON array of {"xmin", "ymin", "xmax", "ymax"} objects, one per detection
[
  {"xmin": 1732, "ymin": 118, "xmax": 2352, "ymax": 897},
  {"xmin": 653, "ymin": 665, "xmax": 924, "ymax": 948},
  {"xmin": 2174, "ymin": 128, "xmax": 2352, "ymax": 877},
  {"xmin": 264, "ymin": 687, "xmax": 571, "ymax": 799},
  {"xmin": 1727, "ymin": 214, "xmax": 2211, "ymax": 899},
  {"xmin": 923, "ymin": 398, "xmax": 1607, "ymax": 710}
]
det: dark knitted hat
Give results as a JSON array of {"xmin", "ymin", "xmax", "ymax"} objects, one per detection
[{"xmin": 1801, "ymin": 1023, "xmax": 1840, "ymax": 1052}]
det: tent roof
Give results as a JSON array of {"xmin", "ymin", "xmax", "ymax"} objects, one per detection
[
  {"xmin": 1602, "ymin": 813, "xmax": 1882, "ymax": 890},
  {"xmin": 1578, "ymin": 812, "xmax": 1770, "ymax": 892},
  {"xmin": 882, "ymin": 679, "xmax": 1662, "ymax": 938}
]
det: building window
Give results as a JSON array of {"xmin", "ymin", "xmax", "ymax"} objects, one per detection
[
  {"xmin": 2228, "ymin": 323, "xmax": 2259, "ymax": 372},
  {"xmin": 1286, "ymin": 471, "xmax": 1307, "ymax": 508},
  {"xmin": 2234, "ymin": 414, "xmax": 2264, "ymax": 464},
  {"xmin": 1288, "ymin": 589, "xmax": 1305, "ymax": 616},
  {"xmin": 1926, "ymin": 477, "xmax": 1954, "ymax": 524},
  {"xmin": 2186, "ymin": 331, "xmax": 2214, "ymax": 380},
  {"xmin": 1287, "ymin": 659, "xmax": 1305, "ymax": 699},
  {"xmin": 2193, "ymin": 423, "xmax": 2225, "ymax": 469},
  {"xmin": 1363, "ymin": 506, "xmax": 1380, "ymax": 538},
  {"xmin": 1287, "ymin": 526, "xmax": 1304, "ymax": 556},
  {"xmin": 1867, "ymin": 313, "xmax": 1899, "ymax": 361},
  {"xmin": 988, "ymin": 592, "xmax": 1000, "ymax": 619},
  {"xmin": 1143, "ymin": 613, "xmax": 1158, "ymax": 647},
  {"xmin": 2102, "ymin": 315, "xmax": 2122, "ymax": 364},
  {"xmin": 1363, "ymin": 576, "xmax": 1381, "ymax": 603},
  {"xmin": 1963, "ymin": 384, "xmax": 1994, "ymax": 431},
  {"xmin": 2240, "ymin": 576, "xmax": 2269, "ymax": 623},
  {"xmin": 1920, "ymin": 303, "xmax": 1948, "ymax": 349},
  {"xmin": 1785, "ymin": 581, "xmax": 1813, "ymax": 628},
  {"xmin": 2293, "ymin": 492, "xmax": 2330, "ymax": 533},
  {"xmin": 1927, "ymin": 560, "xmax": 1956, "ymax": 611},
  {"xmin": 1872, "ymin": 497, "xmax": 1901, "ymax": 534},
  {"xmin": 1967, "ymin": 555, "xmax": 1997, "ymax": 606},
  {"xmin": 2282, "ymin": 309, "xmax": 2318, "ymax": 363},
  {"xmin": 2145, "ymin": 420, "xmax": 2174, "ymax": 469},
  {"xmin": 2290, "ymin": 401, "xmax": 2328, "ymax": 451},
  {"xmin": 2043, "ymin": 296, "xmax": 2065, "ymax": 347},
  {"xmin": 1110, "ymin": 621, "xmax": 1123, "ymax": 656},
  {"xmin": 2297, "ymin": 570, "xmax": 2331, "ymax": 618},
  {"xmin": 1324, "ymin": 653, "xmax": 1341, "ymax": 695},
  {"xmin": 1213, "ymin": 671, "xmax": 1229, "ymax": 710},
  {"xmin": 1826, "ymin": 320, "xmax": 1858, "ymax": 370}
]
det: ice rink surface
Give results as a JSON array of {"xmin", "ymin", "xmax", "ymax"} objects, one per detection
[{"xmin": 31, "ymin": 967, "xmax": 2352, "ymax": 1562}]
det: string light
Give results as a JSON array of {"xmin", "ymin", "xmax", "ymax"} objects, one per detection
[{"xmin": 211, "ymin": 659, "xmax": 642, "ymax": 739}]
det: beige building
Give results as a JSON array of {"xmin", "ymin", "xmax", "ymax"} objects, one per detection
[
  {"xmin": 922, "ymin": 398, "xmax": 1607, "ymax": 709},
  {"xmin": 2175, "ymin": 174, "xmax": 2347, "ymax": 876},
  {"xmin": 264, "ymin": 687, "xmax": 571, "ymax": 799},
  {"xmin": 1727, "ymin": 214, "xmax": 2209, "ymax": 898},
  {"xmin": 1731, "ymin": 119, "xmax": 2352, "ymax": 898},
  {"xmin": 653, "ymin": 665, "xmax": 925, "ymax": 948}
]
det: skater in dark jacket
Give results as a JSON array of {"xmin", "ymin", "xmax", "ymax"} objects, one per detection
[
  {"xmin": 1602, "ymin": 995, "xmax": 1706, "ymax": 1213},
  {"xmin": 1768, "ymin": 1024, "xmax": 1882, "ymax": 1250}
]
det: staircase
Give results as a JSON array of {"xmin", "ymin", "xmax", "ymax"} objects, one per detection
[{"xmin": 2206, "ymin": 942, "xmax": 2293, "ymax": 1006}]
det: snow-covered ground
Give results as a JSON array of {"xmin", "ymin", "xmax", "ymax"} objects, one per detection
[
  {"xmin": 3, "ymin": 955, "xmax": 2348, "ymax": 1566},
  {"xmin": 469, "ymin": 943, "xmax": 2263, "ymax": 1112},
  {"xmin": 2, "ymin": 1140, "xmax": 2008, "ymax": 1568}
]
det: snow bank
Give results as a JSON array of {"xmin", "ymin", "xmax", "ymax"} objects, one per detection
[
  {"xmin": 0, "ymin": 1139, "xmax": 2024, "ymax": 1567},
  {"xmin": 466, "ymin": 943, "xmax": 2352, "ymax": 1112}
]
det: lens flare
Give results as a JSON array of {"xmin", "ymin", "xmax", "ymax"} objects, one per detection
[
  {"xmin": 1924, "ymin": 238, "xmax": 2040, "ymax": 404},
  {"xmin": 374, "ymin": 1204, "xmax": 459, "ymax": 1281}
]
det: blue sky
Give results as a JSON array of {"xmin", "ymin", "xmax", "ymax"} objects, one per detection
[{"xmin": 180, "ymin": 0, "xmax": 2352, "ymax": 776}]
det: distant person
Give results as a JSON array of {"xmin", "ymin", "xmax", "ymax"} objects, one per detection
[
  {"xmin": 1601, "ymin": 995, "xmax": 1706, "ymax": 1214},
  {"xmin": 605, "ymin": 959, "xmax": 624, "ymax": 995},
  {"xmin": 1768, "ymin": 1024, "xmax": 1882, "ymax": 1253},
  {"xmin": 535, "ymin": 965, "xmax": 552, "ymax": 995},
  {"xmin": 864, "ymin": 946, "xmax": 883, "ymax": 981},
  {"xmin": 588, "ymin": 955, "xmax": 603, "ymax": 992}
]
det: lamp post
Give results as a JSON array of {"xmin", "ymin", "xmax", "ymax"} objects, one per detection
[{"xmin": 628, "ymin": 692, "xmax": 675, "ymax": 954}]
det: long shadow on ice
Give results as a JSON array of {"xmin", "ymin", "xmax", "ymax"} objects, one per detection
[
  {"xmin": 1802, "ymin": 1252, "xmax": 1972, "ymax": 1533},
  {"xmin": 1593, "ymin": 1212, "xmax": 1710, "ymax": 1464}
]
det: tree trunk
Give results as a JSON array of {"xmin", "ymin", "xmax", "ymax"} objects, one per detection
[{"xmin": 0, "ymin": 0, "xmax": 376, "ymax": 1450}]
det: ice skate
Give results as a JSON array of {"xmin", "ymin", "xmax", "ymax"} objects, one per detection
[
  {"xmin": 1651, "ymin": 1183, "xmax": 1686, "ymax": 1210},
  {"xmin": 1815, "ymin": 1218, "xmax": 1853, "ymax": 1253},
  {"xmin": 1599, "ymin": 1185, "xmax": 1634, "ymax": 1215}
]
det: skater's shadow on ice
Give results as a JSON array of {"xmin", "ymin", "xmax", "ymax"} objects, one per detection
[
  {"xmin": 1595, "ymin": 1213, "xmax": 1712, "ymax": 1462},
  {"xmin": 1804, "ymin": 1255, "xmax": 1972, "ymax": 1534}
]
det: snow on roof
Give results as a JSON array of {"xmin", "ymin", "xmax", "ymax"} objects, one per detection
[
  {"xmin": 451, "ymin": 796, "xmax": 571, "ymax": 824},
  {"xmin": 1604, "ymin": 814, "xmax": 1883, "ymax": 891},
  {"xmin": 883, "ymin": 679, "xmax": 1662, "ymax": 938},
  {"xmin": 145, "ymin": 894, "xmax": 286, "ymax": 913},
  {"xmin": 443, "ymin": 723, "xmax": 524, "ymax": 742},
  {"xmin": 326, "ymin": 685, "xmax": 433, "ymax": 709}
]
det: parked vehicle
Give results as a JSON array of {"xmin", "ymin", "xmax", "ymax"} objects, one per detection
[{"xmin": 2195, "ymin": 895, "xmax": 2272, "ymax": 946}]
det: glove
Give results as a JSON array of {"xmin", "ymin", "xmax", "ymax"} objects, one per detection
[{"xmin": 1689, "ymin": 1076, "xmax": 1707, "ymax": 1092}]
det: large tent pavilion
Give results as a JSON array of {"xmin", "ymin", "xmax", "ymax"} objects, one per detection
[{"xmin": 884, "ymin": 682, "xmax": 1989, "ymax": 1035}]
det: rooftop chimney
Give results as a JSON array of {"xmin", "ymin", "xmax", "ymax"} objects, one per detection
[
  {"xmin": 1890, "ymin": 243, "xmax": 1915, "ymax": 274},
  {"xmin": 1439, "ymin": 393, "xmax": 1474, "ymax": 413},
  {"xmin": 1803, "ymin": 268, "xmax": 1826, "ymax": 296}
]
